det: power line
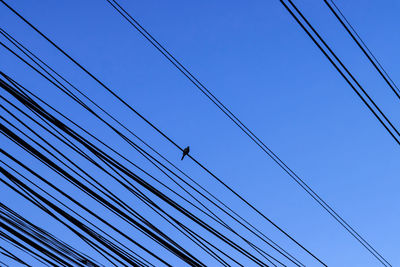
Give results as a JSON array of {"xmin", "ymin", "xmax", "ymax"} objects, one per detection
[
  {"xmin": 282, "ymin": 0, "xmax": 400, "ymax": 146},
  {"xmin": 277, "ymin": 0, "xmax": 393, "ymax": 266},
  {"xmin": 323, "ymin": 0, "xmax": 400, "ymax": 100},
  {"xmin": 2, "ymin": 47, "xmax": 276, "ymax": 264},
  {"xmin": 1, "ymin": 152, "xmax": 169, "ymax": 266},
  {"xmin": 1, "ymin": 76, "xmax": 278, "ymax": 265},
  {"xmin": 0, "ymin": 168, "xmax": 149, "ymax": 266},
  {"xmin": 105, "ymin": 0, "xmax": 392, "ymax": 265},
  {"xmin": 0, "ymin": 121, "xmax": 203, "ymax": 265},
  {"xmin": 0, "ymin": 27, "xmax": 303, "ymax": 266},
  {"xmin": 0, "ymin": 28, "xmax": 302, "ymax": 265},
  {"xmin": 0, "ymin": 203, "xmax": 105, "ymax": 267},
  {"xmin": 1, "ymin": 54, "xmax": 275, "ymax": 264},
  {"xmin": 0, "ymin": 106, "xmax": 244, "ymax": 266},
  {"xmin": 0, "ymin": 233, "xmax": 51, "ymax": 266},
  {"xmin": 0, "ymin": 0, "xmax": 321, "ymax": 265},
  {"xmin": 1, "ymin": 82, "xmax": 204, "ymax": 265},
  {"xmin": 1, "ymin": 160, "xmax": 154, "ymax": 267},
  {"xmin": 0, "ymin": 245, "xmax": 30, "ymax": 266}
]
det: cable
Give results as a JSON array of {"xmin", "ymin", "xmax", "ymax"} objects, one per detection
[
  {"xmin": 0, "ymin": 1, "xmax": 321, "ymax": 264},
  {"xmin": 277, "ymin": 1, "xmax": 393, "ymax": 265},
  {"xmin": 0, "ymin": 169, "xmax": 146, "ymax": 267},
  {"xmin": 0, "ymin": 203, "xmax": 104, "ymax": 267},
  {"xmin": 0, "ymin": 28, "xmax": 302, "ymax": 266},
  {"xmin": 0, "ymin": 112, "xmax": 233, "ymax": 266},
  {"xmin": 1, "ymin": 160, "xmax": 155, "ymax": 267},
  {"xmin": 0, "ymin": 245, "xmax": 30, "ymax": 266},
  {"xmin": 323, "ymin": 0, "xmax": 400, "ymax": 100},
  {"xmin": 1, "ymin": 77, "xmax": 273, "ymax": 265},
  {"xmin": 105, "ymin": 0, "xmax": 393, "ymax": 265}
]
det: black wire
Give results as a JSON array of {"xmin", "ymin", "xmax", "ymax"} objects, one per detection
[
  {"xmin": 1, "ymin": 82, "xmax": 209, "ymax": 267},
  {"xmin": 105, "ymin": 0, "xmax": 393, "ymax": 265},
  {"xmin": 2, "ymin": 148, "xmax": 169, "ymax": 265},
  {"xmin": 1, "ymin": 95, "xmax": 231, "ymax": 266},
  {"xmin": 1, "ymin": 160, "xmax": 153, "ymax": 267},
  {"xmin": 0, "ymin": 119, "xmax": 183, "ymax": 266},
  {"xmin": 3, "ymin": 79, "xmax": 274, "ymax": 266},
  {"xmin": 285, "ymin": 0, "xmax": 400, "ymax": 142},
  {"xmin": 1, "ymin": 161, "xmax": 123, "ymax": 267},
  {"xmin": 1, "ymin": 24, "xmax": 286, "ymax": 265},
  {"xmin": 1, "ymin": 188, "xmax": 106, "ymax": 267},
  {"xmin": 0, "ymin": 203, "xmax": 147, "ymax": 267},
  {"xmin": 0, "ymin": 134, "xmax": 195, "ymax": 266},
  {"xmin": 0, "ymin": 97, "xmax": 211, "ymax": 266},
  {"xmin": 0, "ymin": 112, "xmax": 231, "ymax": 266},
  {"xmin": 0, "ymin": 30, "xmax": 296, "ymax": 266},
  {"xmin": 0, "ymin": 245, "xmax": 31, "ymax": 266},
  {"xmin": 0, "ymin": 236, "xmax": 49, "ymax": 266},
  {"xmin": 106, "ymin": 0, "xmax": 327, "ymax": 263},
  {"xmin": 0, "ymin": 64, "xmax": 284, "ymax": 266},
  {"xmin": 277, "ymin": 1, "xmax": 393, "ymax": 266},
  {"xmin": 324, "ymin": 0, "xmax": 400, "ymax": 100},
  {"xmin": 0, "ymin": 174, "xmax": 132, "ymax": 267},
  {"xmin": 0, "ymin": 103, "xmax": 256, "ymax": 265},
  {"xmin": 1, "ymin": 133, "xmax": 173, "ymax": 267},
  {"xmin": 1, "ymin": 78, "xmax": 271, "ymax": 266},
  {"xmin": 0, "ymin": 231, "xmax": 54, "ymax": 266},
  {"xmin": 0, "ymin": 1, "xmax": 316, "ymax": 265},
  {"xmin": 0, "ymin": 206, "xmax": 88, "ymax": 267},
  {"xmin": 0, "ymin": 170, "xmax": 139, "ymax": 267},
  {"xmin": 1, "ymin": 26, "xmax": 301, "ymax": 266},
  {"xmin": 0, "ymin": 220, "xmax": 71, "ymax": 266}
]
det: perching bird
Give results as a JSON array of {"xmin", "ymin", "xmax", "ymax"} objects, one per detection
[{"xmin": 181, "ymin": 146, "xmax": 190, "ymax": 160}]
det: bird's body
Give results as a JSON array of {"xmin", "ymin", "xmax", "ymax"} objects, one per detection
[{"xmin": 181, "ymin": 146, "xmax": 190, "ymax": 160}]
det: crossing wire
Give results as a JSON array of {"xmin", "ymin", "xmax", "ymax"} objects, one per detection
[
  {"xmin": 0, "ymin": 0, "xmax": 322, "ymax": 265},
  {"xmin": 0, "ymin": 27, "xmax": 303, "ymax": 266},
  {"xmin": 323, "ymin": 0, "xmax": 400, "ymax": 100},
  {"xmin": 105, "ymin": 0, "xmax": 393, "ymax": 265},
  {"xmin": 1, "ymin": 77, "xmax": 274, "ymax": 265}
]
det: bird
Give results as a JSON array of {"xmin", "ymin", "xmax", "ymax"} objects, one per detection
[{"xmin": 181, "ymin": 146, "xmax": 190, "ymax": 160}]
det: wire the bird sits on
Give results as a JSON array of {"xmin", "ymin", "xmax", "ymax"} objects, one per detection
[
  {"xmin": 103, "ymin": 0, "xmax": 392, "ymax": 265},
  {"xmin": 0, "ymin": 1, "xmax": 322, "ymax": 265},
  {"xmin": 1, "ymin": 0, "xmax": 394, "ymax": 266},
  {"xmin": 0, "ymin": 29, "xmax": 301, "ymax": 264}
]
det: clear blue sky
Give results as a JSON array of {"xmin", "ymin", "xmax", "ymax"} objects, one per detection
[{"xmin": 1, "ymin": 0, "xmax": 400, "ymax": 266}]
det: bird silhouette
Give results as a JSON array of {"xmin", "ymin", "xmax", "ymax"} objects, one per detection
[{"xmin": 181, "ymin": 146, "xmax": 190, "ymax": 160}]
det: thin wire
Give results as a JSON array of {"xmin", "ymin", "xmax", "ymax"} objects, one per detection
[
  {"xmin": 277, "ymin": 0, "xmax": 393, "ymax": 265},
  {"xmin": 324, "ymin": 0, "xmax": 400, "ymax": 99},
  {"xmin": 1, "ymin": 77, "xmax": 273, "ymax": 266},
  {"xmin": 0, "ymin": 1, "xmax": 318, "ymax": 265},
  {"xmin": 0, "ymin": 28, "xmax": 299, "ymax": 266},
  {"xmin": 107, "ymin": 0, "xmax": 393, "ymax": 265}
]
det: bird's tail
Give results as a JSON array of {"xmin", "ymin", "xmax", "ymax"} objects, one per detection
[{"xmin": 181, "ymin": 155, "xmax": 185, "ymax": 160}]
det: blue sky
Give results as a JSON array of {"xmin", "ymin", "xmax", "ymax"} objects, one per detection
[{"xmin": 1, "ymin": 0, "xmax": 400, "ymax": 266}]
